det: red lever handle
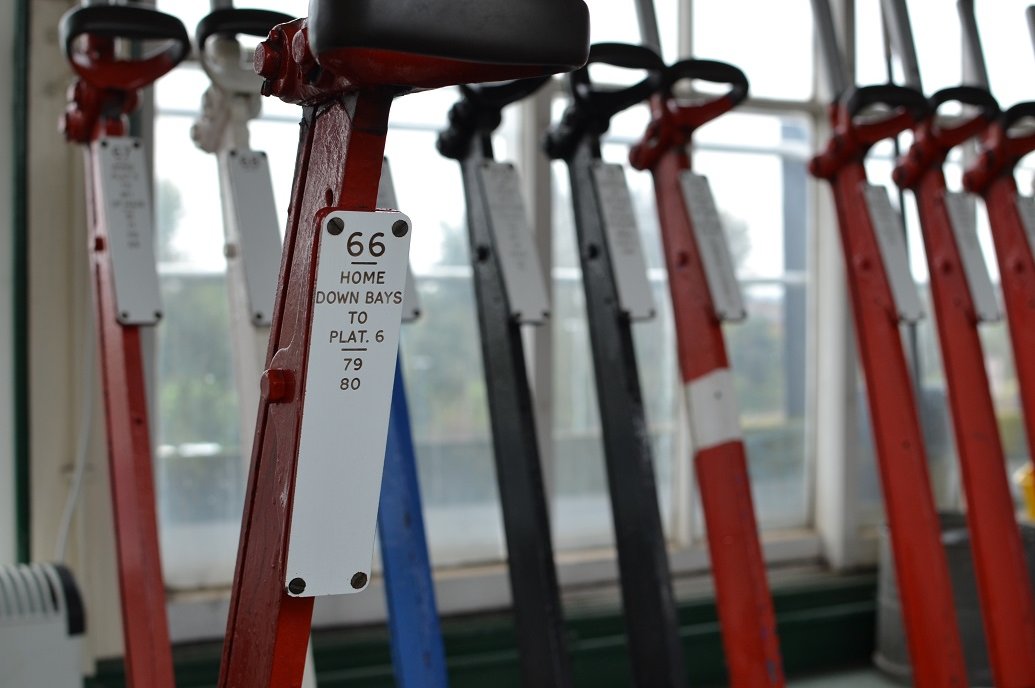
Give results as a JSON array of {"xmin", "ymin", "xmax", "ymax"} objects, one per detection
[{"xmin": 60, "ymin": 5, "xmax": 189, "ymax": 91}]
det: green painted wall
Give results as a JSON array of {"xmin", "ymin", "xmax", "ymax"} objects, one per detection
[{"xmin": 85, "ymin": 574, "xmax": 877, "ymax": 687}]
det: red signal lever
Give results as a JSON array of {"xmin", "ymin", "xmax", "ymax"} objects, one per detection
[
  {"xmin": 219, "ymin": 6, "xmax": 589, "ymax": 685},
  {"xmin": 59, "ymin": 6, "xmax": 189, "ymax": 688}
]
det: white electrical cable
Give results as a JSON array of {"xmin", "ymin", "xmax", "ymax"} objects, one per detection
[{"xmin": 54, "ymin": 292, "xmax": 95, "ymax": 563}]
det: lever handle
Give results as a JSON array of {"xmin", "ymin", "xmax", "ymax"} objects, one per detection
[
  {"xmin": 196, "ymin": 9, "xmax": 294, "ymax": 51},
  {"xmin": 60, "ymin": 5, "xmax": 189, "ymax": 91},
  {"xmin": 569, "ymin": 42, "xmax": 665, "ymax": 119}
]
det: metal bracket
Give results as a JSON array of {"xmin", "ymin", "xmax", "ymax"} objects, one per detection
[
  {"xmin": 479, "ymin": 161, "xmax": 550, "ymax": 324},
  {"xmin": 680, "ymin": 172, "xmax": 746, "ymax": 321},
  {"xmin": 862, "ymin": 183, "xmax": 924, "ymax": 322},
  {"xmin": 286, "ymin": 209, "xmax": 412, "ymax": 598},
  {"xmin": 192, "ymin": 85, "xmax": 262, "ymax": 154},
  {"xmin": 591, "ymin": 161, "xmax": 655, "ymax": 320},
  {"xmin": 944, "ymin": 191, "xmax": 1000, "ymax": 322},
  {"xmin": 376, "ymin": 158, "xmax": 420, "ymax": 322},
  {"xmin": 1016, "ymin": 195, "xmax": 1035, "ymax": 274},
  {"xmin": 220, "ymin": 149, "xmax": 282, "ymax": 326},
  {"xmin": 94, "ymin": 136, "xmax": 162, "ymax": 326}
]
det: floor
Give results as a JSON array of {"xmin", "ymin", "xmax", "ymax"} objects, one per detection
[{"xmin": 789, "ymin": 668, "xmax": 902, "ymax": 687}]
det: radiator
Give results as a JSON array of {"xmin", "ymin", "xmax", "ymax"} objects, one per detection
[{"xmin": 0, "ymin": 562, "xmax": 84, "ymax": 687}]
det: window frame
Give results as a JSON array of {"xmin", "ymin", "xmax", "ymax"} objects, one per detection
[{"xmin": 62, "ymin": 0, "xmax": 865, "ymax": 649}]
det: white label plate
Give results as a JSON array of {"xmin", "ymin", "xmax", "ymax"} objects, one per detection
[
  {"xmin": 591, "ymin": 162, "xmax": 655, "ymax": 320},
  {"xmin": 224, "ymin": 149, "xmax": 282, "ymax": 326},
  {"xmin": 1016, "ymin": 195, "xmax": 1035, "ymax": 270},
  {"xmin": 685, "ymin": 368, "xmax": 742, "ymax": 451},
  {"xmin": 95, "ymin": 137, "xmax": 162, "ymax": 325},
  {"xmin": 862, "ymin": 184, "xmax": 924, "ymax": 322},
  {"xmin": 480, "ymin": 161, "xmax": 550, "ymax": 324},
  {"xmin": 944, "ymin": 191, "xmax": 1000, "ymax": 322},
  {"xmin": 287, "ymin": 210, "xmax": 412, "ymax": 597},
  {"xmin": 679, "ymin": 172, "xmax": 746, "ymax": 322},
  {"xmin": 377, "ymin": 158, "xmax": 420, "ymax": 322}
]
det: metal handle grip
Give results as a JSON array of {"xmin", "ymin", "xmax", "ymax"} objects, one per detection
[
  {"xmin": 196, "ymin": 8, "xmax": 294, "ymax": 51},
  {"xmin": 880, "ymin": 0, "xmax": 923, "ymax": 91},
  {"xmin": 660, "ymin": 58, "xmax": 749, "ymax": 107},
  {"xmin": 60, "ymin": 5, "xmax": 190, "ymax": 64},
  {"xmin": 569, "ymin": 42, "xmax": 665, "ymax": 119},
  {"xmin": 1001, "ymin": 100, "xmax": 1035, "ymax": 134},
  {"xmin": 846, "ymin": 83, "xmax": 929, "ymax": 121},
  {"xmin": 543, "ymin": 42, "xmax": 662, "ymax": 159},
  {"xmin": 958, "ymin": 0, "xmax": 991, "ymax": 89},
  {"xmin": 437, "ymin": 76, "xmax": 550, "ymax": 158},
  {"xmin": 460, "ymin": 77, "xmax": 552, "ymax": 111},
  {"xmin": 927, "ymin": 85, "xmax": 999, "ymax": 146}
]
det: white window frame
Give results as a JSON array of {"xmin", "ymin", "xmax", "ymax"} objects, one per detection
[
  {"xmin": 0, "ymin": 0, "xmax": 17, "ymax": 567},
  {"xmin": 21, "ymin": 0, "xmax": 877, "ymax": 658}
]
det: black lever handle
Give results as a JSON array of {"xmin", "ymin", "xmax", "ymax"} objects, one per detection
[
  {"xmin": 544, "ymin": 42, "xmax": 663, "ymax": 159},
  {"xmin": 660, "ymin": 58, "xmax": 749, "ymax": 108},
  {"xmin": 196, "ymin": 8, "xmax": 295, "ymax": 52},
  {"xmin": 845, "ymin": 83, "xmax": 929, "ymax": 122},
  {"xmin": 570, "ymin": 42, "xmax": 665, "ymax": 120},
  {"xmin": 61, "ymin": 5, "xmax": 190, "ymax": 65},
  {"xmin": 1000, "ymin": 100, "xmax": 1035, "ymax": 134},
  {"xmin": 929, "ymin": 85, "xmax": 999, "ymax": 117},
  {"xmin": 437, "ymin": 76, "xmax": 551, "ymax": 159}
]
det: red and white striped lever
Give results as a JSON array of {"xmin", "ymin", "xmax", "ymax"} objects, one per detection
[{"xmin": 630, "ymin": 59, "xmax": 785, "ymax": 688}]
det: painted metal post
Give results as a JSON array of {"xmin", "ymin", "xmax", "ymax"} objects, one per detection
[
  {"xmin": 629, "ymin": 58, "xmax": 785, "ymax": 687},
  {"xmin": 883, "ymin": 2, "xmax": 1035, "ymax": 684},
  {"xmin": 438, "ymin": 79, "xmax": 573, "ymax": 688},
  {"xmin": 960, "ymin": 0, "xmax": 1035, "ymax": 480},
  {"xmin": 59, "ymin": 5, "xmax": 190, "ymax": 687},
  {"xmin": 545, "ymin": 43, "xmax": 688, "ymax": 688},
  {"xmin": 808, "ymin": 0, "xmax": 969, "ymax": 684},
  {"xmin": 194, "ymin": 14, "xmax": 447, "ymax": 685},
  {"xmin": 218, "ymin": 6, "xmax": 589, "ymax": 685}
]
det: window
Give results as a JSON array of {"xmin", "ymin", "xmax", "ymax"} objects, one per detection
[
  {"xmin": 854, "ymin": 0, "xmax": 1035, "ymax": 518},
  {"xmin": 149, "ymin": 0, "xmax": 824, "ymax": 624}
]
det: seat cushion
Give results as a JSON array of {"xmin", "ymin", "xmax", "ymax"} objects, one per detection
[{"xmin": 309, "ymin": 0, "xmax": 589, "ymax": 81}]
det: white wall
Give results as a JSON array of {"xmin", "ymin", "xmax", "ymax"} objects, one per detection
[{"xmin": 0, "ymin": 0, "xmax": 18, "ymax": 566}]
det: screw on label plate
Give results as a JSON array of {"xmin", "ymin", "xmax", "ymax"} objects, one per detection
[
  {"xmin": 392, "ymin": 220, "xmax": 409, "ymax": 238},
  {"xmin": 350, "ymin": 572, "xmax": 368, "ymax": 589},
  {"xmin": 288, "ymin": 577, "xmax": 306, "ymax": 595},
  {"xmin": 328, "ymin": 217, "xmax": 345, "ymax": 236}
]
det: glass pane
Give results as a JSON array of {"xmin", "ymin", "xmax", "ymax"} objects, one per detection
[
  {"xmin": 695, "ymin": 144, "xmax": 803, "ymax": 279},
  {"xmin": 981, "ymin": 316, "xmax": 1031, "ymax": 495},
  {"xmin": 711, "ymin": 286, "xmax": 809, "ymax": 530},
  {"xmin": 855, "ymin": 0, "xmax": 963, "ymax": 93},
  {"xmin": 155, "ymin": 273, "xmax": 243, "ymax": 590},
  {"xmin": 584, "ymin": 0, "xmax": 643, "ymax": 46},
  {"xmin": 856, "ymin": 0, "xmax": 1033, "ymax": 107},
  {"xmin": 387, "ymin": 128, "xmax": 506, "ymax": 567},
  {"xmin": 976, "ymin": 0, "xmax": 1035, "ymax": 109},
  {"xmin": 691, "ymin": 118, "xmax": 811, "ymax": 531},
  {"xmin": 694, "ymin": 0, "xmax": 815, "ymax": 101}
]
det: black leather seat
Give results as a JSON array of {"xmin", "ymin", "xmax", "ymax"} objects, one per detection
[{"xmin": 309, "ymin": 0, "xmax": 589, "ymax": 77}]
